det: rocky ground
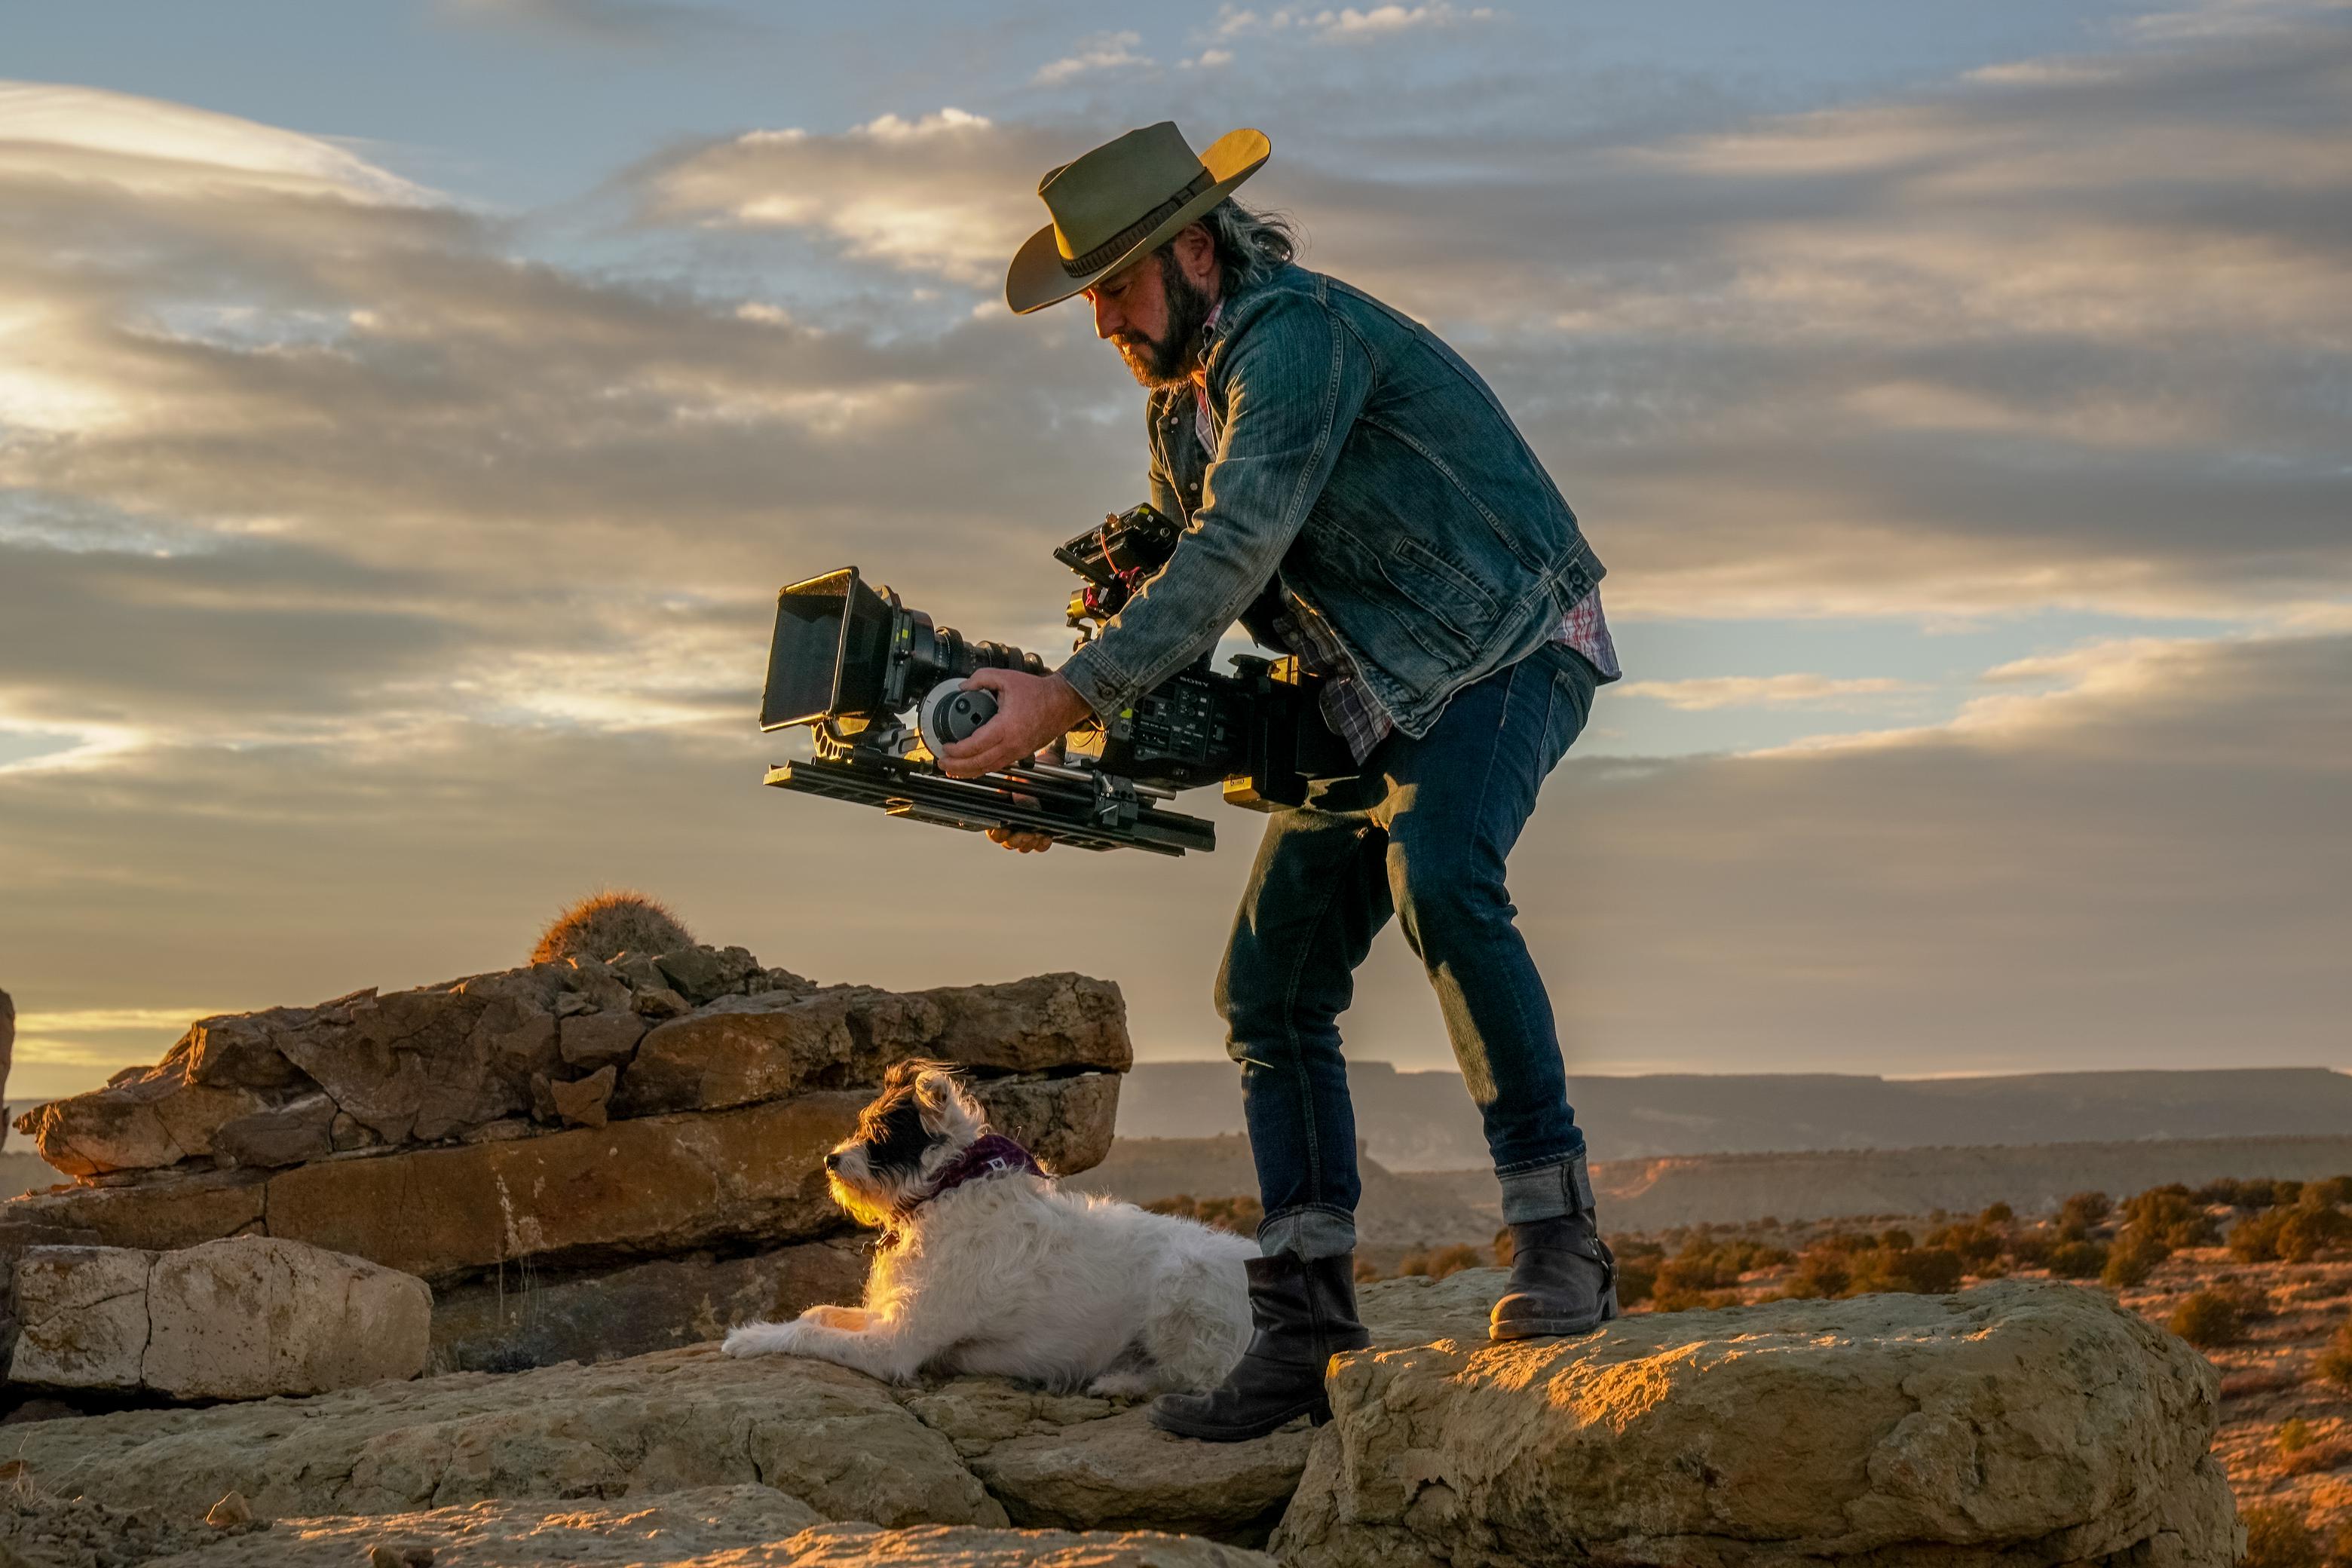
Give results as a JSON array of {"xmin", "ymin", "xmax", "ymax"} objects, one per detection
[{"xmin": 0, "ymin": 1274, "xmax": 2234, "ymax": 1568}]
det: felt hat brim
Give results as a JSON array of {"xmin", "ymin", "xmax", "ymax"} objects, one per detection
[{"xmin": 1006, "ymin": 128, "xmax": 1271, "ymax": 316}]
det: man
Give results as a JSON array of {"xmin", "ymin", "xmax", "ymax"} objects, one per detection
[{"xmin": 936, "ymin": 123, "xmax": 1621, "ymax": 1442}]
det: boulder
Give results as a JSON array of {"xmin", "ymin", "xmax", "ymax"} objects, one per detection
[
  {"xmin": 213, "ymin": 1093, "xmax": 338, "ymax": 1169},
  {"xmin": 3, "ymin": 1343, "xmax": 1001, "ymax": 1528},
  {"xmin": 14, "ymin": 1057, "xmax": 273, "ymax": 1178},
  {"xmin": 954, "ymin": 1399, "xmax": 1309, "ymax": 1539},
  {"xmin": 429, "ymin": 1237, "xmax": 872, "ymax": 1371},
  {"xmin": 614, "ymin": 973, "xmax": 1130, "ymax": 1118},
  {"xmin": 10, "ymin": 1236, "xmax": 430, "ymax": 1400},
  {"xmin": 12, "ymin": 1072, "xmax": 1119, "ymax": 1283},
  {"xmin": 1272, "ymin": 1276, "xmax": 2242, "ymax": 1568},
  {"xmin": 6, "ymin": 1244, "xmax": 149, "ymax": 1389}
]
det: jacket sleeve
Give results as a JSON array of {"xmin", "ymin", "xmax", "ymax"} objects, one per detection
[{"xmin": 1061, "ymin": 294, "xmax": 1370, "ymax": 718}]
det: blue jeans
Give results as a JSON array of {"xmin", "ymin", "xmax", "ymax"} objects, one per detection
[{"xmin": 1217, "ymin": 643, "xmax": 1599, "ymax": 1260}]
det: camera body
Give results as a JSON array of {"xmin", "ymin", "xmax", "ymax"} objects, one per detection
[{"xmin": 758, "ymin": 504, "xmax": 1352, "ymax": 854}]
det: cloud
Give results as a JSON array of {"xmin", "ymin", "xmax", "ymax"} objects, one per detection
[
  {"xmin": 640, "ymin": 108, "xmax": 1055, "ymax": 282},
  {"xmin": 1211, "ymin": 5, "xmax": 1499, "ymax": 42},
  {"xmin": 0, "ymin": 81, "xmax": 436, "ymax": 207},
  {"xmin": 432, "ymin": 0, "xmax": 760, "ymax": 48},
  {"xmin": 1616, "ymin": 675, "xmax": 1920, "ymax": 712},
  {"xmin": 626, "ymin": 6, "xmax": 2352, "ymax": 621},
  {"xmin": 1033, "ymin": 31, "xmax": 1153, "ymax": 86}
]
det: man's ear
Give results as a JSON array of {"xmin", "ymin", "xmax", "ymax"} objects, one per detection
[{"xmin": 1171, "ymin": 222, "xmax": 1217, "ymax": 288}]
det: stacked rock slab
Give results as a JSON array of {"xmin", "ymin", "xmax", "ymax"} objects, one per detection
[
  {"xmin": 0, "ymin": 1279, "xmax": 2237, "ymax": 1566},
  {"xmin": 9, "ymin": 1235, "xmax": 430, "ymax": 1400},
  {"xmin": 5, "ymin": 951, "xmax": 1128, "ymax": 1368}
]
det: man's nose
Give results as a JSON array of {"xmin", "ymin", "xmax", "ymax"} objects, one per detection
[
  {"xmin": 823, "ymin": 1150, "xmax": 843, "ymax": 1171},
  {"xmin": 1092, "ymin": 293, "xmax": 1119, "ymax": 340}
]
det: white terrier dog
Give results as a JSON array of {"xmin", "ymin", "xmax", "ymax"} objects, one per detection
[{"xmin": 723, "ymin": 1059, "xmax": 1255, "ymax": 1395}]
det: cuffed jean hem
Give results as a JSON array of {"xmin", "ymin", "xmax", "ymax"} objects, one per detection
[
  {"xmin": 1497, "ymin": 1150, "xmax": 1597, "ymax": 1224},
  {"xmin": 1258, "ymin": 1205, "xmax": 1358, "ymax": 1260}
]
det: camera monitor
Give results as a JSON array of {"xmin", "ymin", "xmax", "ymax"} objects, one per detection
[{"xmin": 758, "ymin": 568, "xmax": 892, "ymax": 731}]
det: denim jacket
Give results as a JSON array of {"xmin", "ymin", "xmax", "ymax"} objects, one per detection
[{"xmin": 1057, "ymin": 263, "xmax": 1605, "ymax": 740}]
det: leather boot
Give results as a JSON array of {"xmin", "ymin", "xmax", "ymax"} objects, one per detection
[
  {"xmin": 1490, "ymin": 1211, "xmax": 1619, "ymax": 1340},
  {"xmin": 1150, "ymin": 1251, "xmax": 1371, "ymax": 1442}
]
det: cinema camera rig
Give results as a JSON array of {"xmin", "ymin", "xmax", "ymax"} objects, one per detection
[{"xmin": 759, "ymin": 503, "xmax": 1350, "ymax": 855}]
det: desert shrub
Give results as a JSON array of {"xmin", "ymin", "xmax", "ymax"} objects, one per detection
[
  {"xmin": 1649, "ymin": 1286, "xmax": 1741, "ymax": 1313},
  {"xmin": 1925, "ymin": 1220, "xmax": 2006, "ymax": 1270},
  {"xmin": 2044, "ymin": 1239, "xmax": 2109, "ymax": 1279},
  {"xmin": 2196, "ymin": 1177, "xmax": 2284, "ymax": 1210},
  {"xmin": 2119, "ymin": 1184, "xmax": 2220, "ymax": 1250},
  {"xmin": 2168, "ymin": 1289, "xmax": 2244, "ymax": 1347},
  {"xmin": 2277, "ymin": 1416, "xmax": 2314, "ymax": 1455},
  {"xmin": 531, "ymin": 889, "xmax": 694, "ymax": 965},
  {"xmin": 2101, "ymin": 1232, "xmax": 2171, "ymax": 1289},
  {"xmin": 1853, "ymin": 1245, "xmax": 1965, "ymax": 1296},
  {"xmin": 2240, "ymin": 1502, "xmax": 2323, "ymax": 1568},
  {"xmin": 1353, "ymin": 1258, "xmax": 1382, "ymax": 1283},
  {"xmin": 1780, "ymin": 1246, "xmax": 1852, "ymax": 1300},
  {"xmin": 1615, "ymin": 1251, "xmax": 1660, "ymax": 1307},
  {"xmin": 1395, "ymin": 1243, "xmax": 1484, "ymax": 1281},
  {"xmin": 2007, "ymin": 1232, "xmax": 2056, "ymax": 1269},
  {"xmin": 1876, "ymin": 1227, "xmax": 1916, "ymax": 1251},
  {"xmin": 1144, "ymin": 1194, "xmax": 1263, "ymax": 1236},
  {"xmin": 2309, "ymin": 1174, "xmax": 2352, "ymax": 1205},
  {"xmin": 2316, "ymin": 1321, "xmax": 2352, "ymax": 1390},
  {"xmin": 2231, "ymin": 1201, "xmax": 2352, "ymax": 1264},
  {"xmin": 1978, "ymin": 1201, "xmax": 2014, "ymax": 1225},
  {"xmin": 2055, "ymin": 1191, "xmax": 2111, "ymax": 1240},
  {"xmin": 1655, "ymin": 1237, "xmax": 1795, "ymax": 1296}
]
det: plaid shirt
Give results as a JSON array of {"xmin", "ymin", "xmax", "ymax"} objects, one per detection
[{"xmin": 1195, "ymin": 379, "xmax": 1619, "ymax": 766}]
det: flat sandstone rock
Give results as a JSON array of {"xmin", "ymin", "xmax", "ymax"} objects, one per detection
[
  {"xmin": 149, "ymin": 1503, "xmax": 1272, "ymax": 1568},
  {"xmin": 1274, "ymin": 1277, "xmax": 2242, "ymax": 1568},
  {"xmin": 2, "ymin": 1343, "xmax": 1003, "ymax": 1529}
]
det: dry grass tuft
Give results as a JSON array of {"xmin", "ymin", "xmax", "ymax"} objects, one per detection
[{"xmin": 530, "ymin": 890, "xmax": 695, "ymax": 966}]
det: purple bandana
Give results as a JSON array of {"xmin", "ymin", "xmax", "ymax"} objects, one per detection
[{"xmin": 898, "ymin": 1134, "xmax": 1045, "ymax": 1217}]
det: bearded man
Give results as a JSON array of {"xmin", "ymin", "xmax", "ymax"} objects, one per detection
[{"xmin": 934, "ymin": 123, "xmax": 1622, "ymax": 1442}]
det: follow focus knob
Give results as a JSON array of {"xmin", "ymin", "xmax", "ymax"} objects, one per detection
[{"xmin": 917, "ymin": 679, "xmax": 999, "ymax": 749}]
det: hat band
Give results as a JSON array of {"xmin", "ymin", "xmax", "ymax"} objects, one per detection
[{"xmin": 1059, "ymin": 168, "xmax": 1217, "ymax": 278}]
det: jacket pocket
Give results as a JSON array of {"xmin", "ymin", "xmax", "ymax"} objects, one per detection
[{"xmin": 1376, "ymin": 535, "xmax": 1501, "ymax": 645}]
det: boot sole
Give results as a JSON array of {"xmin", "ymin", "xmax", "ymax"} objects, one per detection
[
  {"xmin": 1147, "ymin": 1395, "xmax": 1331, "ymax": 1443},
  {"xmin": 1489, "ymin": 1288, "xmax": 1620, "ymax": 1343}
]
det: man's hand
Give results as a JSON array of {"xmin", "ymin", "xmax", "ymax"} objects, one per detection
[{"xmin": 935, "ymin": 668, "xmax": 1092, "ymax": 780}]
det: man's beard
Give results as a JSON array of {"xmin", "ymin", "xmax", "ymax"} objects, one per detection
[{"xmin": 1113, "ymin": 252, "xmax": 1217, "ymax": 388}]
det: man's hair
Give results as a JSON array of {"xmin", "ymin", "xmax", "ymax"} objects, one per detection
[{"xmin": 1184, "ymin": 199, "xmax": 1300, "ymax": 292}]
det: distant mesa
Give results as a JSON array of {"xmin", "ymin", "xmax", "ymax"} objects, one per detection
[{"xmin": 1116, "ymin": 1059, "xmax": 2352, "ymax": 1168}]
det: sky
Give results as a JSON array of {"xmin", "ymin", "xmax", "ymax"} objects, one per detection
[{"xmin": 1, "ymin": 0, "xmax": 2346, "ymax": 1101}]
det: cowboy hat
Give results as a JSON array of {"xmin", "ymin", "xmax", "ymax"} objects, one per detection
[{"xmin": 1006, "ymin": 122, "xmax": 1271, "ymax": 315}]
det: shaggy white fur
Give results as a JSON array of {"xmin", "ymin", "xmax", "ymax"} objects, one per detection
[{"xmin": 723, "ymin": 1064, "xmax": 1255, "ymax": 1395}]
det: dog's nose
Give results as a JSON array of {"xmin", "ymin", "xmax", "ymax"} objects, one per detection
[{"xmin": 823, "ymin": 1151, "xmax": 843, "ymax": 1171}]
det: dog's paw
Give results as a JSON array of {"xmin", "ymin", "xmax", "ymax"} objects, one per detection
[
  {"xmin": 1085, "ymin": 1370, "xmax": 1158, "ymax": 1401},
  {"xmin": 723, "ymin": 1321, "xmax": 804, "ymax": 1358},
  {"xmin": 798, "ymin": 1303, "xmax": 867, "ymax": 1331}
]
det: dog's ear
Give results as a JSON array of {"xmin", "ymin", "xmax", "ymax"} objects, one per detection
[{"xmin": 908, "ymin": 1064, "xmax": 985, "ymax": 1140}]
